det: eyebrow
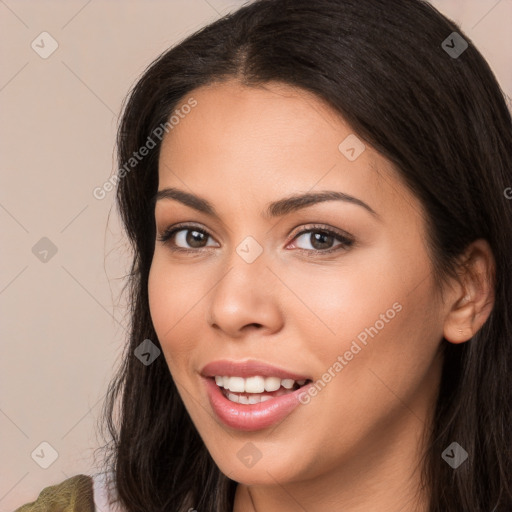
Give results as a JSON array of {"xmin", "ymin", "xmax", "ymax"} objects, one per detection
[{"xmin": 153, "ymin": 187, "xmax": 379, "ymax": 219}]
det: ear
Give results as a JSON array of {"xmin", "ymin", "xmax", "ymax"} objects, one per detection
[{"xmin": 443, "ymin": 239, "xmax": 495, "ymax": 344}]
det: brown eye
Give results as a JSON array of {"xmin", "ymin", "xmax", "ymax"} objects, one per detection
[
  {"xmin": 157, "ymin": 226, "xmax": 217, "ymax": 250},
  {"xmin": 307, "ymin": 231, "xmax": 335, "ymax": 250},
  {"xmin": 291, "ymin": 226, "xmax": 354, "ymax": 253},
  {"xmin": 182, "ymin": 229, "xmax": 209, "ymax": 248}
]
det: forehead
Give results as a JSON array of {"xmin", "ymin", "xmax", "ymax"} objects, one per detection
[
  {"xmin": 162, "ymin": 80, "xmax": 353, "ymax": 165},
  {"xmin": 157, "ymin": 80, "xmax": 420, "ymax": 224}
]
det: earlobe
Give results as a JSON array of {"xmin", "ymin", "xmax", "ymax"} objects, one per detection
[
  {"xmin": 442, "ymin": 239, "xmax": 495, "ymax": 344},
  {"xmin": 443, "ymin": 296, "xmax": 476, "ymax": 344}
]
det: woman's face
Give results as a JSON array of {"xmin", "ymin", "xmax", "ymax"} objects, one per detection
[{"xmin": 148, "ymin": 80, "xmax": 446, "ymax": 488}]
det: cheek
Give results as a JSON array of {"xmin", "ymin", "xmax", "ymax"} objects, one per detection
[
  {"xmin": 286, "ymin": 245, "xmax": 410, "ymax": 348},
  {"xmin": 296, "ymin": 240, "xmax": 440, "ymax": 398},
  {"xmin": 148, "ymin": 258, "xmax": 171, "ymax": 337},
  {"xmin": 289, "ymin": 277, "xmax": 441, "ymax": 475},
  {"xmin": 147, "ymin": 256, "xmax": 203, "ymax": 369}
]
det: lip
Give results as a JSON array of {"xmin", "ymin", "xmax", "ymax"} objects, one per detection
[
  {"xmin": 200, "ymin": 359, "xmax": 311, "ymax": 380},
  {"xmin": 200, "ymin": 359, "xmax": 312, "ymax": 431},
  {"xmin": 203, "ymin": 376, "xmax": 311, "ymax": 431}
]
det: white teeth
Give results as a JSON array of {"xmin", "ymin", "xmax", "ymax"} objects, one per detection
[
  {"xmin": 214, "ymin": 375, "xmax": 307, "ymax": 393},
  {"xmin": 245, "ymin": 376, "xmax": 265, "ymax": 393},
  {"xmin": 227, "ymin": 376, "xmax": 245, "ymax": 393},
  {"xmin": 281, "ymin": 379, "xmax": 295, "ymax": 389},
  {"xmin": 225, "ymin": 393, "xmax": 274, "ymax": 404},
  {"xmin": 227, "ymin": 392, "xmax": 239, "ymax": 403},
  {"xmin": 264, "ymin": 376, "xmax": 281, "ymax": 392}
]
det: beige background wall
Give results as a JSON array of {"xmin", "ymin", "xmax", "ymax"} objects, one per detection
[{"xmin": 1, "ymin": 1, "xmax": 510, "ymax": 510}]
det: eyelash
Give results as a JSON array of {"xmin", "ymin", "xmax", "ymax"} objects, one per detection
[{"xmin": 156, "ymin": 223, "xmax": 354, "ymax": 255}]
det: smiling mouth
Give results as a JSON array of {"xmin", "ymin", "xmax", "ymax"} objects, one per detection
[{"xmin": 212, "ymin": 375, "xmax": 312, "ymax": 404}]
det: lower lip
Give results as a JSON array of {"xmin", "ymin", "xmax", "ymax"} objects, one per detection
[{"xmin": 203, "ymin": 377, "xmax": 307, "ymax": 431}]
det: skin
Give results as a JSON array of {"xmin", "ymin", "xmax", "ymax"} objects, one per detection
[{"xmin": 148, "ymin": 80, "xmax": 495, "ymax": 512}]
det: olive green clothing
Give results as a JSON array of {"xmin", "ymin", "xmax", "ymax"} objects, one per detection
[{"xmin": 14, "ymin": 474, "xmax": 95, "ymax": 512}]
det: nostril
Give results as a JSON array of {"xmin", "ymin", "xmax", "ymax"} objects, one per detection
[{"xmin": 245, "ymin": 323, "xmax": 263, "ymax": 330}]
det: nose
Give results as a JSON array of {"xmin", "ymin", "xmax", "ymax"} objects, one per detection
[{"xmin": 207, "ymin": 247, "xmax": 284, "ymax": 339}]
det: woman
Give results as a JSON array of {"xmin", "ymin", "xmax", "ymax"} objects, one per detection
[{"xmin": 15, "ymin": 0, "xmax": 512, "ymax": 510}]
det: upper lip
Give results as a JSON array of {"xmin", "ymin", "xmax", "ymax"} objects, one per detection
[{"xmin": 201, "ymin": 359, "xmax": 311, "ymax": 381}]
